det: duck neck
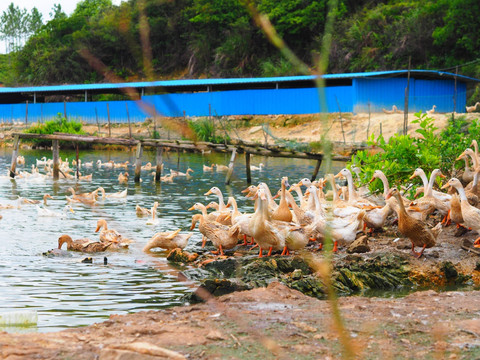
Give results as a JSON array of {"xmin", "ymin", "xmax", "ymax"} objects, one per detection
[
  {"xmin": 395, "ymin": 192, "xmax": 407, "ymax": 217},
  {"xmin": 468, "ymin": 151, "xmax": 479, "ymax": 170},
  {"xmin": 425, "ymin": 171, "xmax": 438, "ymax": 197},
  {"xmin": 328, "ymin": 176, "xmax": 340, "ymax": 202},
  {"xmin": 464, "ymin": 157, "xmax": 471, "ymax": 172},
  {"xmin": 378, "ymin": 171, "xmax": 390, "ymax": 198},
  {"xmin": 345, "ymin": 171, "xmax": 357, "ymax": 203},
  {"xmin": 455, "ymin": 184, "xmax": 468, "ymax": 202},
  {"xmin": 216, "ymin": 192, "xmax": 225, "ymax": 211}
]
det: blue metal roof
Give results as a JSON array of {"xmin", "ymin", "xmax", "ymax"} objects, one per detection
[{"xmin": 0, "ymin": 70, "xmax": 477, "ymax": 94}]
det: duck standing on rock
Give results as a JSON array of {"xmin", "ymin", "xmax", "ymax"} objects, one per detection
[{"xmin": 386, "ymin": 188, "xmax": 441, "ymax": 258}]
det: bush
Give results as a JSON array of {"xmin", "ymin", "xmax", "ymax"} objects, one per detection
[
  {"xmin": 350, "ymin": 112, "xmax": 480, "ymax": 195},
  {"xmin": 188, "ymin": 117, "xmax": 230, "ymax": 144},
  {"xmin": 25, "ymin": 114, "xmax": 86, "ymax": 147}
]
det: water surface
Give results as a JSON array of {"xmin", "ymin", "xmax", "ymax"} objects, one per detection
[{"xmin": 0, "ymin": 147, "xmax": 342, "ymax": 332}]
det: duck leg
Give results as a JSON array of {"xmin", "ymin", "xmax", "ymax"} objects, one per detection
[
  {"xmin": 473, "ymin": 238, "xmax": 480, "ymax": 248},
  {"xmin": 241, "ymin": 235, "xmax": 248, "ymax": 246},
  {"xmin": 267, "ymin": 247, "xmax": 273, "ymax": 256},
  {"xmin": 441, "ymin": 210, "xmax": 451, "ymax": 226},
  {"xmin": 333, "ymin": 240, "xmax": 338, "ymax": 252},
  {"xmin": 211, "ymin": 245, "xmax": 224, "ymax": 256},
  {"xmin": 411, "ymin": 242, "xmax": 427, "ymax": 258},
  {"xmin": 201, "ymin": 235, "xmax": 206, "ymax": 248},
  {"xmin": 280, "ymin": 246, "xmax": 290, "ymax": 256},
  {"xmin": 258, "ymin": 247, "xmax": 263, "ymax": 258}
]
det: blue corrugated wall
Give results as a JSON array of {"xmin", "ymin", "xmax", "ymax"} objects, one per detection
[
  {"xmin": 0, "ymin": 79, "xmax": 467, "ymax": 123},
  {"xmin": 0, "ymin": 86, "xmax": 352, "ymax": 123},
  {"xmin": 353, "ymin": 78, "xmax": 466, "ymax": 113}
]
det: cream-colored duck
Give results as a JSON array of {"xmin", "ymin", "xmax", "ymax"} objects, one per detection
[
  {"xmin": 136, "ymin": 201, "xmax": 159, "ymax": 216},
  {"xmin": 249, "ymin": 188, "xmax": 287, "ymax": 257},
  {"xmin": 37, "ymin": 205, "xmax": 74, "ymax": 217},
  {"xmin": 226, "ymin": 196, "xmax": 254, "ymax": 245},
  {"xmin": 443, "ymin": 178, "xmax": 480, "ymax": 242},
  {"xmin": 114, "ymin": 161, "xmax": 129, "ymax": 169},
  {"xmin": 335, "ymin": 168, "xmax": 378, "ymax": 208},
  {"xmin": 143, "ymin": 229, "xmax": 193, "ymax": 252},
  {"xmin": 20, "ymin": 194, "xmax": 52, "ymax": 205},
  {"xmin": 250, "ymin": 163, "xmax": 264, "ymax": 171},
  {"xmin": 325, "ymin": 174, "xmax": 362, "ymax": 218},
  {"xmin": 386, "ymin": 188, "xmax": 441, "ymax": 258},
  {"xmin": 288, "ymin": 183, "xmax": 309, "ymax": 210},
  {"xmin": 190, "ymin": 214, "xmax": 240, "ymax": 256},
  {"xmin": 97, "ymin": 160, "xmax": 114, "ymax": 169},
  {"xmin": 118, "ymin": 172, "xmax": 129, "ymax": 184},
  {"xmin": 271, "ymin": 177, "xmax": 293, "ymax": 222},
  {"xmin": 102, "ymin": 188, "xmax": 128, "ymax": 199},
  {"xmin": 215, "ymin": 164, "xmax": 229, "ymax": 172},
  {"xmin": 146, "ymin": 202, "xmax": 160, "ymax": 225},
  {"xmin": 141, "ymin": 162, "xmax": 153, "ymax": 171},
  {"xmin": 410, "ymin": 169, "xmax": 450, "ymax": 219},
  {"xmin": 95, "ymin": 219, "xmax": 131, "ymax": 244},
  {"xmin": 409, "ymin": 168, "xmax": 451, "ymax": 202},
  {"xmin": 58, "ymin": 234, "xmax": 111, "ymax": 253},
  {"xmin": 160, "ymin": 173, "xmax": 176, "ymax": 183},
  {"xmin": 170, "ymin": 168, "xmax": 193, "ymax": 177},
  {"xmin": 203, "ymin": 164, "xmax": 215, "ymax": 172}
]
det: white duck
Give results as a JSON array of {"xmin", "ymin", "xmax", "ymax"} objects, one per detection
[{"xmin": 37, "ymin": 205, "xmax": 74, "ymax": 218}]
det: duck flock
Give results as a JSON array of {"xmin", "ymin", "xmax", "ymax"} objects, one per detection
[{"xmin": 4, "ymin": 142, "xmax": 480, "ymax": 261}]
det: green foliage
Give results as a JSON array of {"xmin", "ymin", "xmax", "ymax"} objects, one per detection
[
  {"xmin": 350, "ymin": 113, "xmax": 480, "ymax": 195},
  {"xmin": 188, "ymin": 117, "xmax": 230, "ymax": 144},
  {"xmin": 25, "ymin": 114, "xmax": 86, "ymax": 146}
]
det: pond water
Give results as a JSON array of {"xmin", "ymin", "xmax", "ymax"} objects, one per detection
[{"xmin": 0, "ymin": 146, "xmax": 344, "ymax": 332}]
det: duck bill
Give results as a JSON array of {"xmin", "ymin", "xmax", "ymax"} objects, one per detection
[
  {"xmin": 188, "ymin": 206, "xmax": 195, "ymax": 211},
  {"xmin": 441, "ymin": 183, "xmax": 450, "ymax": 190},
  {"xmin": 272, "ymin": 193, "xmax": 280, "ymax": 200},
  {"xmin": 334, "ymin": 172, "xmax": 342, "ymax": 179},
  {"xmin": 455, "ymin": 152, "xmax": 465, "ymax": 161},
  {"xmin": 439, "ymin": 174, "xmax": 446, "ymax": 178},
  {"xmin": 408, "ymin": 174, "xmax": 416, "ymax": 180},
  {"xmin": 369, "ymin": 177, "xmax": 375, "ymax": 183},
  {"xmin": 95, "ymin": 226, "xmax": 100, "ymax": 232},
  {"xmin": 69, "ymin": 208, "xmax": 75, "ymax": 213},
  {"xmin": 204, "ymin": 189, "xmax": 213, "ymax": 196}
]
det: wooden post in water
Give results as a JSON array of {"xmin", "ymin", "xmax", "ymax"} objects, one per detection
[
  {"xmin": 126, "ymin": 102, "xmax": 132, "ymax": 138},
  {"xmin": 134, "ymin": 142, "xmax": 143, "ymax": 183},
  {"xmin": 52, "ymin": 139, "xmax": 59, "ymax": 180},
  {"xmin": 245, "ymin": 152, "xmax": 252, "ymax": 184},
  {"xmin": 95, "ymin": 106, "xmax": 100, "ymax": 133},
  {"xmin": 311, "ymin": 158, "xmax": 323, "ymax": 181},
  {"xmin": 225, "ymin": 148, "xmax": 237, "ymax": 185},
  {"xmin": 155, "ymin": 146, "xmax": 163, "ymax": 182},
  {"xmin": 75, "ymin": 144, "xmax": 79, "ymax": 179},
  {"xmin": 9, "ymin": 135, "xmax": 20, "ymax": 178},
  {"xmin": 107, "ymin": 103, "xmax": 111, "ymax": 137}
]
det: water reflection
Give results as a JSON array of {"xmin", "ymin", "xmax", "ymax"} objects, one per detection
[{"xmin": 0, "ymin": 147, "xmax": 343, "ymax": 332}]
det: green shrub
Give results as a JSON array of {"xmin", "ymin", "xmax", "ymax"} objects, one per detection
[
  {"xmin": 25, "ymin": 114, "xmax": 86, "ymax": 147},
  {"xmin": 188, "ymin": 117, "xmax": 230, "ymax": 144},
  {"xmin": 350, "ymin": 112, "xmax": 480, "ymax": 195}
]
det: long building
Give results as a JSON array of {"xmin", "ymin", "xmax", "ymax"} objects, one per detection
[{"xmin": 0, "ymin": 70, "xmax": 477, "ymax": 123}]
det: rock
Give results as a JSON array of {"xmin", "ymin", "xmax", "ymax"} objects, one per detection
[
  {"xmin": 249, "ymin": 125, "xmax": 263, "ymax": 134},
  {"xmin": 102, "ymin": 342, "xmax": 186, "ymax": 360},
  {"xmin": 346, "ymin": 236, "xmax": 370, "ymax": 254},
  {"xmin": 167, "ymin": 249, "xmax": 198, "ymax": 263},
  {"xmin": 206, "ymin": 330, "xmax": 227, "ymax": 341}
]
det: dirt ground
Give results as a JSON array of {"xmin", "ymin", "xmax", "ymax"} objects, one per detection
[
  {"xmin": 2, "ymin": 281, "xmax": 480, "ymax": 359},
  {"xmin": 3, "ymin": 113, "xmax": 480, "ymax": 359}
]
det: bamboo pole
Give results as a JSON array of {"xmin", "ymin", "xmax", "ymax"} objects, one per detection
[
  {"xmin": 25, "ymin": 101, "xmax": 28, "ymax": 125},
  {"xmin": 107, "ymin": 103, "xmax": 111, "ymax": 137},
  {"xmin": 52, "ymin": 139, "xmax": 59, "ymax": 180},
  {"xmin": 245, "ymin": 152, "xmax": 252, "ymax": 184},
  {"xmin": 403, "ymin": 56, "xmax": 411, "ymax": 135},
  {"xmin": 95, "ymin": 106, "xmax": 100, "ymax": 133},
  {"xmin": 311, "ymin": 159, "xmax": 323, "ymax": 181},
  {"xmin": 225, "ymin": 148, "xmax": 237, "ymax": 185},
  {"xmin": 155, "ymin": 146, "xmax": 163, "ymax": 182},
  {"xmin": 9, "ymin": 134, "xmax": 19, "ymax": 178},
  {"xmin": 126, "ymin": 102, "xmax": 132, "ymax": 138},
  {"xmin": 134, "ymin": 142, "xmax": 143, "ymax": 183}
]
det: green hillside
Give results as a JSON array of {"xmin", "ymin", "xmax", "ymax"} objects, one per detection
[{"xmin": 1, "ymin": 0, "xmax": 479, "ymax": 101}]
